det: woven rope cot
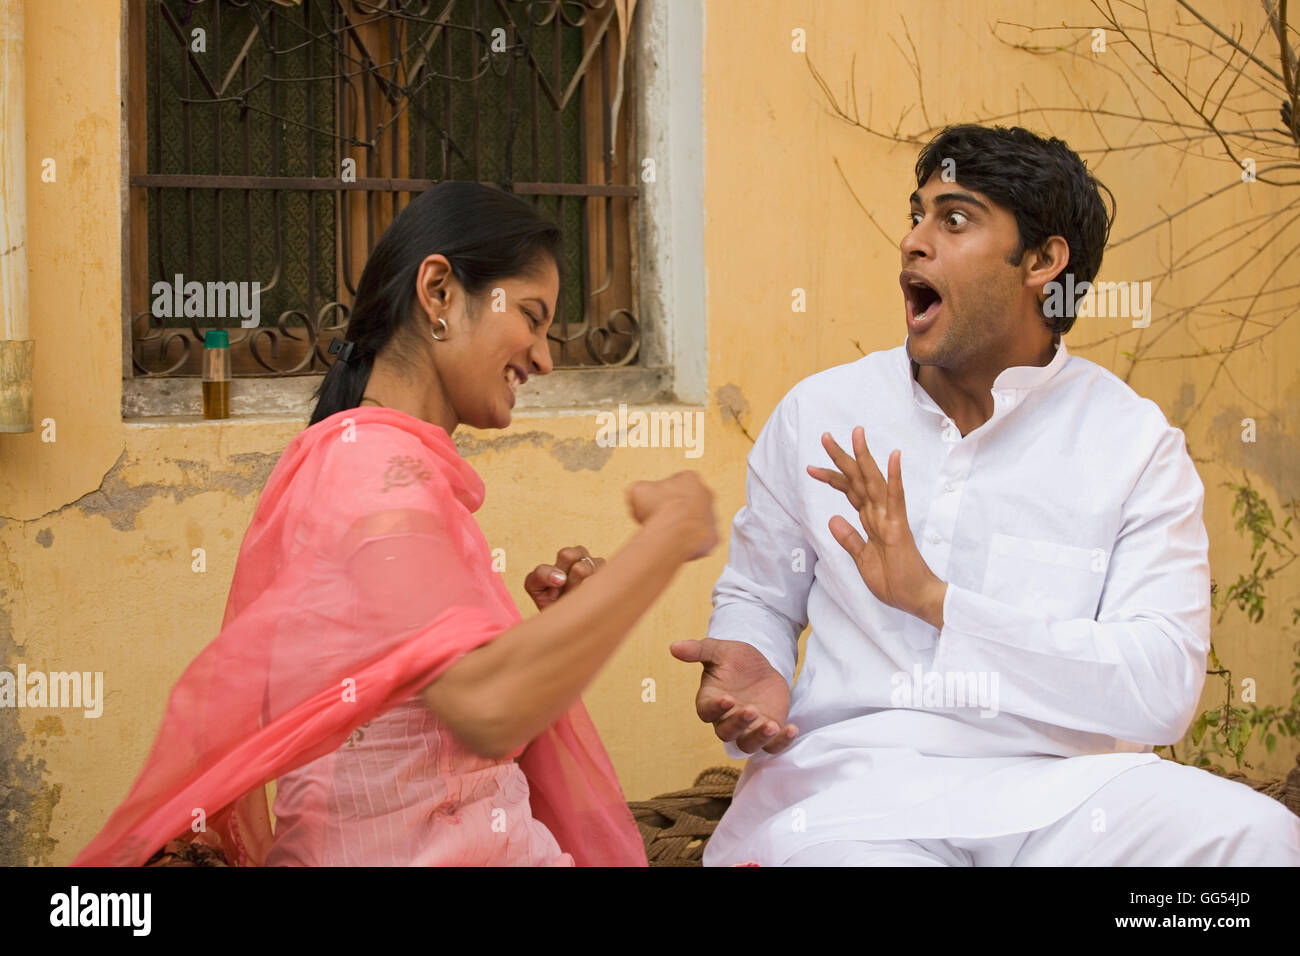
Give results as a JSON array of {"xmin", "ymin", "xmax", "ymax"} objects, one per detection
[
  {"xmin": 627, "ymin": 766, "xmax": 741, "ymax": 866},
  {"xmin": 144, "ymin": 757, "xmax": 1300, "ymax": 866}
]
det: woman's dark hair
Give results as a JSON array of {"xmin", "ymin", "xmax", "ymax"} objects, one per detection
[
  {"xmin": 914, "ymin": 124, "xmax": 1116, "ymax": 335},
  {"xmin": 309, "ymin": 181, "xmax": 564, "ymax": 425}
]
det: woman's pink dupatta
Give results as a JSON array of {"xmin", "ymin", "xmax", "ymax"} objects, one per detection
[{"xmin": 73, "ymin": 407, "xmax": 647, "ymax": 867}]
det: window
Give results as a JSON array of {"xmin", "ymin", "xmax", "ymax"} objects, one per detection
[{"xmin": 123, "ymin": 0, "xmax": 694, "ymax": 417}]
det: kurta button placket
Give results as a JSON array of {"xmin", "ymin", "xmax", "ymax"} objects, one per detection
[{"xmin": 912, "ymin": 427, "xmax": 971, "ymax": 648}]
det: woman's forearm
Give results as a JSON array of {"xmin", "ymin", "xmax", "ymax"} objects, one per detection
[{"xmin": 422, "ymin": 511, "xmax": 701, "ymax": 757}]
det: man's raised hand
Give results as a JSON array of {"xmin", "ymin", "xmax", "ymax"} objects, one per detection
[
  {"xmin": 671, "ymin": 638, "xmax": 798, "ymax": 755},
  {"xmin": 807, "ymin": 427, "xmax": 947, "ymax": 630}
]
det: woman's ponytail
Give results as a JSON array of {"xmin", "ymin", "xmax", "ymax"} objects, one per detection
[{"xmin": 309, "ymin": 349, "xmax": 375, "ymax": 426}]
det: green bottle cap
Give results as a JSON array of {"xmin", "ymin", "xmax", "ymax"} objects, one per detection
[{"xmin": 204, "ymin": 329, "xmax": 230, "ymax": 349}]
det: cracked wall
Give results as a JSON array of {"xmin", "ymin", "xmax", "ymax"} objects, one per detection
[{"xmin": 5, "ymin": 0, "xmax": 1300, "ymax": 868}]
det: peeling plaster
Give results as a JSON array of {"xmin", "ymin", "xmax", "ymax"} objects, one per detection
[
  {"xmin": 453, "ymin": 429, "xmax": 616, "ymax": 471},
  {"xmin": 34, "ymin": 529, "xmax": 52, "ymax": 548},
  {"xmin": 453, "ymin": 429, "xmax": 618, "ymax": 471},
  {"xmin": 549, "ymin": 437, "xmax": 614, "ymax": 472},
  {"xmin": 19, "ymin": 449, "xmax": 282, "ymax": 532},
  {"xmin": 453, "ymin": 430, "xmax": 552, "ymax": 458}
]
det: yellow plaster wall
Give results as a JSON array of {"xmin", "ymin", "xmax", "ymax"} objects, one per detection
[{"xmin": 1, "ymin": 0, "xmax": 1295, "ymax": 865}]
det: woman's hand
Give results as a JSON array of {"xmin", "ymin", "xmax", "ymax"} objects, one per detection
[
  {"xmin": 625, "ymin": 471, "xmax": 718, "ymax": 561},
  {"xmin": 523, "ymin": 545, "xmax": 606, "ymax": 611}
]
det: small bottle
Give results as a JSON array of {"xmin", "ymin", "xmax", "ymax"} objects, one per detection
[{"xmin": 202, "ymin": 329, "xmax": 231, "ymax": 419}]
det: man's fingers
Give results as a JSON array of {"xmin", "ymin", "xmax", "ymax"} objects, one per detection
[
  {"xmin": 734, "ymin": 714, "xmax": 783, "ymax": 753},
  {"xmin": 669, "ymin": 639, "xmax": 704, "ymax": 663},
  {"xmin": 761, "ymin": 723, "xmax": 800, "ymax": 755},
  {"xmin": 696, "ymin": 689, "xmax": 734, "ymax": 724},
  {"xmin": 828, "ymin": 515, "xmax": 868, "ymax": 562},
  {"xmin": 805, "ymin": 465, "xmax": 863, "ymax": 510},
  {"xmin": 671, "ymin": 636, "xmax": 732, "ymax": 666},
  {"xmin": 712, "ymin": 703, "xmax": 764, "ymax": 742},
  {"xmin": 851, "ymin": 426, "xmax": 887, "ymax": 502},
  {"xmin": 820, "ymin": 433, "xmax": 868, "ymax": 503},
  {"xmin": 886, "ymin": 448, "xmax": 906, "ymax": 521}
]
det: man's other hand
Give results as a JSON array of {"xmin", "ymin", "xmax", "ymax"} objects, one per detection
[{"xmin": 671, "ymin": 638, "xmax": 798, "ymax": 755}]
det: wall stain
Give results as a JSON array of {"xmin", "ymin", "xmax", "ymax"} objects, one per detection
[
  {"xmin": 35, "ymin": 528, "xmax": 52, "ymax": 548},
  {"xmin": 31, "ymin": 717, "xmax": 64, "ymax": 738},
  {"xmin": 1210, "ymin": 400, "xmax": 1300, "ymax": 502},
  {"xmin": 715, "ymin": 384, "xmax": 755, "ymax": 444},
  {"xmin": 549, "ymin": 437, "xmax": 613, "ymax": 472},
  {"xmin": 0, "ymin": 593, "xmax": 61, "ymax": 866},
  {"xmin": 1170, "ymin": 382, "xmax": 1197, "ymax": 427}
]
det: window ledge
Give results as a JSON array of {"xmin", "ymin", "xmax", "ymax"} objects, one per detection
[{"xmin": 122, "ymin": 366, "xmax": 682, "ymax": 420}]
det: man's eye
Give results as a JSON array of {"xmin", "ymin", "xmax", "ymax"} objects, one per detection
[
  {"xmin": 946, "ymin": 210, "xmax": 969, "ymax": 227},
  {"xmin": 907, "ymin": 212, "xmax": 922, "ymax": 227}
]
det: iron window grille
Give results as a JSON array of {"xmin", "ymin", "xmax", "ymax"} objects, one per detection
[{"xmin": 126, "ymin": 0, "xmax": 641, "ymax": 380}]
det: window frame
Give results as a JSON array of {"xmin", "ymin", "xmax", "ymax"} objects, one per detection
[{"xmin": 119, "ymin": 0, "xmax": 706, "ymax": 420}]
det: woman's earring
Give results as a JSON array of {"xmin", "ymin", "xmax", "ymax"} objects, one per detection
[{"xmin": 431, "ymin": 316, "xmax": 448, "ymax": 341}]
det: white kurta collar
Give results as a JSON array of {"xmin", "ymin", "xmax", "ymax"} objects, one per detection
[
  {"xmin": 904, "ymin": 334, "xmax": 1070, "ymax": 413},
  {"xmin": 992, "ymin": 335, "xmax": 1070, "ymax": 389}
]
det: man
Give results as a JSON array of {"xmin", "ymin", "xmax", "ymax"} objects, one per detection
[{"xmin": 673, "ymin": 124, "xmax": 1300, "ymax": 866}]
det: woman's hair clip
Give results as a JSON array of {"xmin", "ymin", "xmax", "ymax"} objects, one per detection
[{"xmin": 328, "ymin": 337, "xmax": 357, "ymax": 364}]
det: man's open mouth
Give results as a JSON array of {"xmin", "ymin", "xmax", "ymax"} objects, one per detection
[{"xmin": 901, "ymin": 273, "xmax": 944, "ymax": 327}]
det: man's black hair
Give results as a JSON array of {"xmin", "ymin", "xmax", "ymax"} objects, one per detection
[{"xmin": 914, "ymin": 124, "xmax": 1116, "ymax": 334}]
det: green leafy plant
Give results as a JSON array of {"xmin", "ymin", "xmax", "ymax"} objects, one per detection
[{"xmin": 1159, "ymin": 478, "xmax": 1300, "ymax": 770}]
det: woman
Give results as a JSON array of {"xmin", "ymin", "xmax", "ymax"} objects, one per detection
[{"xmin": 74, "ymin": 182, "xmax": 716, "ymax": 866}]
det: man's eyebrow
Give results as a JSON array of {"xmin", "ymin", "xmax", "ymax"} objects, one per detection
[
  {"xmin": 909, "ymin": 190, "xmax": 990, "ymax": 213},
  {"xmin": 524, "ymin": 297, "xmax": 551, "ymax": 323}
]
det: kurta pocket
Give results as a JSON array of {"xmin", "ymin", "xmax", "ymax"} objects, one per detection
[{"xmin": 980, "ymin": 532, "xmax": 1109, "ymax": 622}]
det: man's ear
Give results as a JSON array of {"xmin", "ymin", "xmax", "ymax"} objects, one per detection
[{"xmin": 1024, "ymin": 236, "xmax": 1071, "ymax": 300}]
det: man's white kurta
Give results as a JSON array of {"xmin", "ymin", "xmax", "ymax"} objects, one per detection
[{"xmin": 702, "ymin": 337, "xmax": 1211, "ymax": 866}]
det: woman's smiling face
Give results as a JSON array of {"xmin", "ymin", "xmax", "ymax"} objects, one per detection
[{"xmin": 428, "ymin": 255, "xmax": 559, "ymax": 430}]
